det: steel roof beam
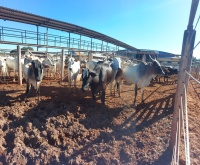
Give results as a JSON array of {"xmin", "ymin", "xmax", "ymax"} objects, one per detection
[{"xmin": 0, "ymin": 6, "xmax": 137, "ymax": 51}]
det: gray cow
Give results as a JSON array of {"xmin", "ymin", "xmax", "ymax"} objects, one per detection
[{"xmin": 116, "ymin": 56, "xmax": 165, "ymax": 106}]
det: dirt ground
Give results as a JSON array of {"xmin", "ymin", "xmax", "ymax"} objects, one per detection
[{"xmin": 0, "ymin": 75, "xmax": 199, "ymax": 165}]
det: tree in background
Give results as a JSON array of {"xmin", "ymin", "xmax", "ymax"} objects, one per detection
[{"xmin": 10, "ymin": 46, "xmax": 34, "ymax": 54}]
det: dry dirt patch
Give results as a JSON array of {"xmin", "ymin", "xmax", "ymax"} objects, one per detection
[{"xmin": 0, "ymin": 77, "xmax": 199, "ymax": 164}]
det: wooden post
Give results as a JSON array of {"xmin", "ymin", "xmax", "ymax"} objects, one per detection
[
  {"xmin": 169, "ymin": 0, "xmax": 199, "ymax": 151},
  {"xmin": 142, "ymin": 54, "xmax": 146, "ymax": 62},
  {"xmin": 61, "ymin": 49, "xmax": 65, "ymax": 81},
  {"xmin": 88, "ymin": 52, "xmax": 93, "ymax": 61},
  {"xmin": 17, "ymin": 45, "xmax": 22, "ymax": 85}
]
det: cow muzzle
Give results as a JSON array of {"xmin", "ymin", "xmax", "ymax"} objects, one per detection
[{"xmin": 81, "ymin": 83, "xmax": 89, "ymax": 92}]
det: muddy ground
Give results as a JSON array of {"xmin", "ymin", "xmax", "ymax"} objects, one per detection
[{"xmin": 0, "ymin": 75, "xmax": 199, "ymax": 165}]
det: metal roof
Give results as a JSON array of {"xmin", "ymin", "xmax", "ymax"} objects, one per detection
[{"xmin": 0, "ymin": 6, "xmax": 137, "ymax": 51}]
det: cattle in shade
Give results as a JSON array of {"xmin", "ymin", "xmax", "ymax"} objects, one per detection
[
  {"xmin": 155, "ymin": 66, "xmax": 178, "ymax": 83},
  {"xmin": 116, "ymin": 56, "xmax": 165, "ymax": 106},
  {"xmin": 41, "ymin": 57, "xmax": 56, "ymax": 79},
  {"xmin": 22, "ymin": 56, "xmax": 49, "ymax": 102},
  {"xmin": 81, "ymin": 58, "xmax": 120, "ymax": 104}
]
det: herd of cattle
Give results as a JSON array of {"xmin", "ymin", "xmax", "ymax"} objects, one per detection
[{"xmin": 0, "ymin": 53, "xmax": 178, "ymax": 106}]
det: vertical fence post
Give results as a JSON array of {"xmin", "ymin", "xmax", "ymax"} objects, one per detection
[
  {"xmin": 37, "ymin": 26, "xmax": 39, "ymax": 51},
  {"xmin": 88, "ymin": 51, "xmax": 93, "ymax": 61},
  {"xmin": 142, "ymin": 54, "xmax": 146, "ymax": 62},
  {"xmin": 61, "ymin": 49, "xmax": 65, "ymax": 81},
  {"xmin": 169, "ymin": 0, "xmax": 199, "ymax": 151},
  {"xmin": 17, "ymin": 45, "xmax": 22, "ymax": 85},
  {"xmin": 46, "ymin": 27, "xmax": 48, "ymax": 52}
]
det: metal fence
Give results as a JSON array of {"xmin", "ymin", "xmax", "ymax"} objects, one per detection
[{"xmin": 0, "ymin": 26, "xmax": 117, "ymax": 51}]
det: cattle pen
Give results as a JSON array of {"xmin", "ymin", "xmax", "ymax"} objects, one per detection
[{"xmin": 0, "ymin": 1, "xmax": 200, "ymax": 165}]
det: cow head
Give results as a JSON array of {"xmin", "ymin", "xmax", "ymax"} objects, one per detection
[
  {"xmin": 31, "ymin": 60, "xmax": 44, "ymax": 82},
  {"xmin": 45, "ymin": 57, "xmax": 55, "ymax": 67},
  {"xmin": 81, "ymin": 68, "xmax": 96, "ymax": 91},
  {"xmin": 149, "ymin": 56, "xmax": 165, "ymax": 75},
  {"xmin": 68, "ymin": 57, "xmax": 75, "ymax": 71}
]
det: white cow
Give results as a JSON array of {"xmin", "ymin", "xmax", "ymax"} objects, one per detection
[
  {"xmin": 0, "ymin": 57, "xmax": 7, "ymax": 82},
  {"xmin": 5, "ymin": 56, "xmax": 18, "ymax": 81},
  {"xmin": 67, "ymin": 57, "xmax": 80, "ymax": 91},
  {"xmin": 42, "ymin": 57, "xmax": 56, "ymax": 79},
  {"xmin": 23, "ymin": 56, "xmax": 49, "ymax": 102},
  {"xmin": 55, "ymin": 58, "xmax": 63, "ymax": 78},
  {"xmin": 5, "ymin": 56, "xmax": 25, "ymax": 81}
]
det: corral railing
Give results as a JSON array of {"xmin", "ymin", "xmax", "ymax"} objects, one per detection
[
  {"xmin": 171, "ymin": 70, "xmax": 200, "ymax": 165},
  {"xmin": 0, "ymin": 26, "xmax": 117, "ymax": 51}
]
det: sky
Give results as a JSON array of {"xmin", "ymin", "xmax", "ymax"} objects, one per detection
[{"xmin": 0, "ymin": 0, "xmax": 200, "ymax": 58}]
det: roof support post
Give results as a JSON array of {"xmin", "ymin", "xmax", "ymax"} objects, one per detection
[
  {"xmin": 68, "ymin": 32, "xmax": 71, "ymax": 49},
  {"xmin": 37, "ymin": 26, "xmax": 39, "ymax": 51},
  {"xmin": 91, "ymin": 38, "xmax": 93, "ymax": 51},
  {"xmin": 17, "ymin": 45, "xmax": 22, "ymax": 85},
  {"xmin": 46, "ymin": 27, "xmax": 48, "ymax": 52},
  {"xmin": 106, "ymin": 42, "xmax": 108, "ymax": 52},
  {"xmin": 101, "ymin": 40, "xmax": 103, "ymax": 52},
  {"xmin": 61, "ymin": 48, "xmax": 65, "ymax": 81},
  {"xmin": 79, "ymin": 34, "xmax": 81, "ymax": 50}
]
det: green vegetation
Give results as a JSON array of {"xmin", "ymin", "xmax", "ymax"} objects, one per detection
[{"xmin": 10, "ymin": 46, "xmax": 34, "ymax": 54}]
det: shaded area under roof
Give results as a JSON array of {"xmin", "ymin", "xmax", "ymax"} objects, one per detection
[{"xmin": 0, "ymin": 6, "xmax": 137, "ymax": 51}]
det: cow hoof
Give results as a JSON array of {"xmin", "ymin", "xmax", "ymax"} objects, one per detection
[{"xmin": 133, "ymin": 105, "xmax": 137, "ymax": 108}]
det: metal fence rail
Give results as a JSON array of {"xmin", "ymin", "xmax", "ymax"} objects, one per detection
[{"xmin": 0, "ymin": 26, "xmax": 117, "ymax": 51}]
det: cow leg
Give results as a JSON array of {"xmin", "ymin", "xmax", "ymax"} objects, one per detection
[
  {"xmin": 101, "ymin": 90, "xmax": 105, "ymax": 104},
  {"xmin": 141, "ymin": 88, "xmax": 144, "ymax": 104},
  {"xmin": 13, "ymin": 68, "xmax": 16, "ymax": 82},
  {"xmin": 36, "ymin": 88, "xmax": 41, "ymax": 103},
  {"xmin": 73, "ymin": 79, "xmax": 76, "ymax": 92},
  {"xmin": 69, "ymin": 79, "xmax": 72, "ymax": 92},
  {"xmin": 110, "ymin": 83, "xmax": 113, "ymax": 96},
  {"xmin": 113, "ymin": 81, "xmax": 116, "ymax": 96},
  {"xmin": 116, "ymin": 81, "xmax": 120, "ymax": 97},
  {"xmin": 133, "ymin": 84, "xmax": 138, "ymax": 106},
  {"xmin": 25, "ymin": 82, "xmax": 31, "ymax": 100}
]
